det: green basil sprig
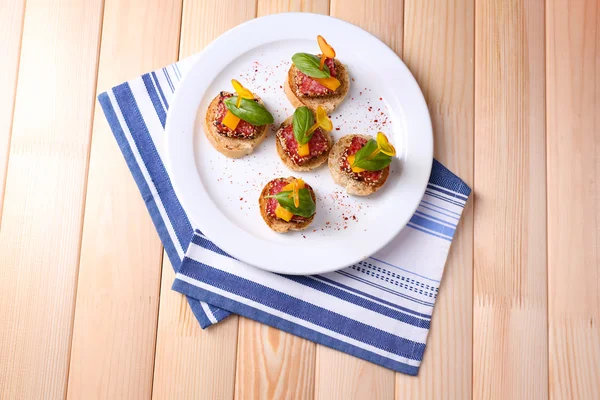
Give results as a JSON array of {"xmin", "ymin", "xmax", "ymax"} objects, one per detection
[
  {"xmin": 266, "ymin": 189, "xmax": 316, "ymax": 218},
  {"xmin": 292, "ymin": 106, "xmax": 314, "ymax": 145},
  {"xmin": 351, "ymin": 139, "xmax": 393, "ymax": 171},
  {"xmin": 225, "ymin": 97, "xmax": 274, "ymax": 126},
  {"xmin": 292, "ymin": 53, "xmax": 331, "ymax": 78}
]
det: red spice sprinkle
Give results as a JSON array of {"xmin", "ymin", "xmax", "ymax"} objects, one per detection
[
  {"xmin": 335, "ymin": 127, "xmax": 340, "ymax": 130},
  {"xmin": 279, "ymin": 85, "xmax": 282, "ymax": 88},
  {"xmin": 374, "ymin": 119, "xmax": 378, "ymax": 122},
  {"xmin": 379, "ymin": 97, "xmax": 383, "ymax": 100},
  {"xmin": 344, "ymin": 226, "xmax": 348, "ymax": 229},
  {"xmin": 239, "ymin": 197, "xmax": 243, "ymax": 201}
]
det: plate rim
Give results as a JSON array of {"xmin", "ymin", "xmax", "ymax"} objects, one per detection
[{"xmin": 165, "ymin": 12, "xmax": 433, "ymax": 275}]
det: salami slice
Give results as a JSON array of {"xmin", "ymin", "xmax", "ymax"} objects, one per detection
[
  {"xmin": 295, "ymin": 57, "xmax": 338, "ymax": 97},
  {"xmin": 278, "ymin": 125, "xmax": 330, "ymax": 166}
]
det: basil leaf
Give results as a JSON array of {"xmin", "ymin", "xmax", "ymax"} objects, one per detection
[
  {"xmin": 225, "ymin": 97, "xmax": 274, "ymax": 126},
  {"xmin": 351, "ymin": 139, "xmax": 393, "ymax": 171},
  {"xmin": 274, "ymin": 189, "xmax": 316, "ymax": 218},
  {"xmin": 292, "ymin": 106, "xmax": 314, "ymax": 145},
  {"xmin": 292, "ymin": 53, "xmax": 331, "ymax": 78}
]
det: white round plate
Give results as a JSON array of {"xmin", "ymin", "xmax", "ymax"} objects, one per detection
[{"xmin": 165, "ymin": 13, "xmax": 433, "ymax": 275}]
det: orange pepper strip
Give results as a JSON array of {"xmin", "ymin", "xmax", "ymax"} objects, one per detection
[
  {"xmin": 275, "ymin": 205, "xmax": 294, "ymax": 222},
  {"xmin": 222, "ymin": 111, "xmax": 241, "ymax": 131},
  {"xmin": 347, "ymin": 154, "xmax": 366, "ymax": 173},
  {"xmin": 314, "ymin": 77, "xmax": 341, "ymax": 91},
  {"xmin": 317, "ymin": 35, "xmax": 336, "ymax": 71},
  {"xmin": 298, "ymin": 143, "xmax": 310, "ymax": 157}
]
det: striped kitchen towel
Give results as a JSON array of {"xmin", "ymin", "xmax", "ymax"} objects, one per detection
[{"xmin": 98, "ymin": 55, "xmax": 470, "ymax": 376}]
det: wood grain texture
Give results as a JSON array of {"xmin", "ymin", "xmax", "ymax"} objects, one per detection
[
  {"xmin": 0, "ymin": 0, "xmax": 104, "ymax": 398},
  {"xmin": 235, "ymin": 317, "xmax": 316, "ymax": 400},
  {"xmin": 66, "ymin": 1, "xmax": 184, "ymax": 398},
  {"xmin": 546, "ymin": 0, "xmax": 600, "ymax": 399},
  {"xmin": 151, "ymin": 1, "xmax": 255, "ymax": 398},
  {"xmin": 0, "ymin": 0, "xmax": 25, "ymax": 218},
  {"xmin": 473, "ymin": 1, "xmax": 548, "ymax": 399},
  {"xmin": 330, "ymin": 0, "xmax": 403, "ymax": 54},
  {"xmin": 178, "ymin": 0, "xmax": 257, "ymax": 56},
  {"xmin": 232, "ymin": 2, "xmax": 327, "ymax": 399},
  {"xmin": 397, "ymin": 0, "xmax": 474, "ymax": 397},
  {"xmin": 315, "ymin": 346, "xmax": 395, "ymax": 400},
  {"xmin": 257, "ymin": 0, "xmax": 329, "ymax": 14},
  {"xmin": 314, "ymin": 1, "xmax": 402, "ymax": 399},
  {"xmin": 153, "ymin": 257, "xmax": 239, "ymax": 400}
]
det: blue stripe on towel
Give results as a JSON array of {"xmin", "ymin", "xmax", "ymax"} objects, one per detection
[
  {"xmin": 162, "ymin": 68, "xmax": 175, "ymax": 92},
  {"xmin": 407, "ymin": 223, "xmax": 452, "ymax": 241},
  {"xmin": 151, "ymin": 71, "xmax": 169, "ymax": 109},
  {"xmin": 414, "ymin": 210, "xmax": 457, "ymax": 229},
  {"xmin": 141, "ymin": 74, "xmax": 166, "ymax": 127},
  {"xmin": 409, "ymin": 214, "xmax": 455, "ymax": 238}
]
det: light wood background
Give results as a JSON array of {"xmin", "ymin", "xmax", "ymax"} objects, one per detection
[{"xmin": 0, "ymin": 0, "xmax": 597, "ymax": 399}]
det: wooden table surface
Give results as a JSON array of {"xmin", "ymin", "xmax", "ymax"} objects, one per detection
[{"xmin": 0, "ymin": 0, "xmax": 598, "ymax": 399}]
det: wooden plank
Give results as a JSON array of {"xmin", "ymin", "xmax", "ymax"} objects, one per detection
[
  {"xmin": 152, "ymin": 259, "xmax": 240, "ymax": 399},
  {"xmin": 546, "ymin": 0, "xmax": 600, "ymax": 398},
  {"xmin": 0, "ymin": 0, "xmax": 104, "ymax": 398},
  {"xmin": 66, "ymin": 1, "xmax": 184, "ymax": 398},
  {"xmin": 257, "ymin": 0, "xmax": 329, "ymax": 14},
  {"xmin": 330, "ymin": 0, "xmax": 403, "ymax": 56},
  {"xmin": 0, "ymin": 0, "xmax": 26, "ymax": 218},
  {"xmin": 312, "ymin": 1, "xmax": 402, "ymax": 399},
  {"xmin": 473, "ymin": 1, "xmax": 547, "ymax": 399},
  {"xmin": 232, "ymin": 2, "xmax": 327, "ymax": 400},
  {"xmin": 235, "ymin": 317, "xmax": 316, "ymax": 400},
  {"xmin": 315, "ymin": 347, "xmax": 395, "ymax": 400},
  {"xmin": 151, "ymin": 1, "xmax": 255, "ymax": 399},
  {"xmin": 396, "ymin": 0, "xmax": 474, "ymax": 398}
]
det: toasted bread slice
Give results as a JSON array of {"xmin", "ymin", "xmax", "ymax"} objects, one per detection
[
  {"xmin": 328, "ymin": 134, "xmax": 390, "ymax": 196},
  {"xmin": 204, "ymin": 93, "xmax": 270, "ymax": 158},
  {"xmin": 259, "ymin": 177, "xmax": 316, "ymax": 233},
  {"xmin": 284, "ymin": 60, "xmax": 350, "ymax": 113},
  {"xmin": 275, "ymin": 116, "xmax": 332, "ymax": 172}
]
